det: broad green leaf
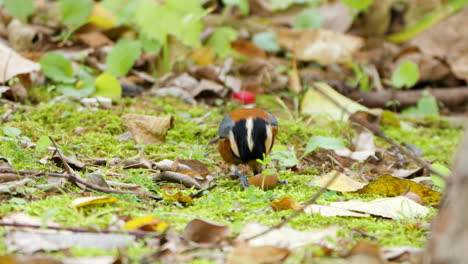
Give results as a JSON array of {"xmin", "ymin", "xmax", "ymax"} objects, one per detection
[
  {"xmin": 402, "ymin": 94, "xmax": 439, "ymax": 116},
  {"xmin": 36, "ymin": 136, "xmax": 52, "ymax": 152},
  {"xmin": 94, "ymin": 72, "xmax": 121, "ymax": 99},
  {"xmin": 140, "ymin": 34, "xmax": 162, "ymax": 53},
  {"xmin": 59, "ymin": 0, "xmax": 93, "ymax": 27},
  {"xmin": 223, "ymin": 0, "xmax": 249, "ymax": 15},
  {"xmin": 303, "ymin": 136, "xmax": 345, "ymax": 157},
  {"xmin": 293, "ymin": 8, "xmax": 322, "ymax": 29},
  {"xmin": 3, "ymin": 127, "xmax": 21, "ymax": 137},
  {"xmin": 39, "ymin": 53, "xmax": 75, "ymax": 83},
  {"xmin": 341, "ymin": 0, "xmax": 373, "ymax": 11},
  {"xmin": 102, "ymin": 0, "xmax": 139, "ymax": 25},
  {"xmin": 270, "ymin": 151, "xmax": 299, "ymax": 168},
  {"xmin": 106, "ymin": 39, "xmax": 142, "ymax": 77},
  {"xmin": 206, "ymin": 27, "xmax": 238, "ymax": 59},
  {"xmin": 252, "ymin": 32, "xmax": 281, "ymax": 53},
  {"xmin": 391, "ymin": 61, "xmax": 420, "ymax": 89},
  {"xmin": 5, "ymin": 0, "xmax": 35, "ymax": 23}
]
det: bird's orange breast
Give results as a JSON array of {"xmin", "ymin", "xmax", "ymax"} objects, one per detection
[{"xmin": 229, "ymin": 108, "xmax": 270, "ymax": 122}]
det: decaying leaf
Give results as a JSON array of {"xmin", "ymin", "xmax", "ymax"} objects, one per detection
[
  {"xmin": 271, "ymin": 196, "xmax": 300, "ymax": 211},
  {"xmin": 335, "ymin": 131, "xmax": 377, "ymax": 161},
  {"xmin": 304, "ymin": 204, "xmax": 370, "ymax": 217},
  {"xmin": 154, "ymin": 159, "xmax": 192, "ymax": 172},
  {"xmin": 75, "ymin": 31, "xmax": 113, "ymax": 48},
  {"xmin": 86, "ymin": 173, "xmax": 109, "ymax": 188},
  {"xmin": 121, "ymin": 153, "xmax": 153, "ymax": 169},
  {"xmin": 238, "ymin": 223, "xmax": 338, "ymax": 249},
  {"xmin": 231, "ymin": 39, "xmax": 267, "ymax": 59},
  {"xmin": 301, "ymin": 82, "xmax": 369, "ymax": 120},
  {"xmin": 0, "ymin": 41, "xmax": 40, "ymax": 83},
  {"xmin": 318, "ymin": 1, "xmax": 353, "ymax": 33},
  {"xmin": 346, "ymin": 240, "xmax": 386, "ymax": 264},
  {"xmin": 162, "ymin": 191, "xmax": 194, "ymax": 206},
  {"xmin": 0, "ymin": 255, "xmax": 62, "ymax": 264},
  {"xmin": 311, "ymin": 171, "xmax": 366, "ymax": 192},
  {"xmin": 330, "ymin": 196, "xmax": 429, "ymax": 219},
  {"xmin": 156, "ymin": 171, "xmax": 203, "ymax": 189},
  {"xmin": 183, "ymin": 218, "xmax": 231, "ymax": 245},
  {"xmin": 354, "ymin": 174, "xmax": 441, "ymax": 205},
  {"xmin": 52, "ymin": 152, "xmax": 86, "ymax": 171},
  {"xmin": 123, "ymin": 215, "xmax": 169, "ymax": 232},
  {"xmin": 122, "ymin": 114, "xmax": 174, "ymax": 145},
  {"xmin": 248, "ymin": 173, "xmax": 279, "ymax": 190},
  {"xmin": 71, "ymin": 196, "xmax": 118, "ymax": 208},
  {"xmin": 189, "ymin": 46, "xmax": 215, "ymax": 66},
  {"xmin": 227, "ymin": 244, "xmax": 291, "ymax": 264},
  {"xmin": 276, "ymin": 28, "xmax": 364, "ymax": 64}
]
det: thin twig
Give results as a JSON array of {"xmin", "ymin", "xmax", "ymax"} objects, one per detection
[
  {"xmin": 312, "ymin": 84, "xmax": 446, "ymax": 179},
  {"xmin": 0, "ymin": 222, "xmax": 159, "ymax": 238},
  {"xmin": 190, "ymin": 184, "xmax": 218, "ymax": 198},
  {"xmin": 245, "ymin": 171, "xmax": 341, "ymax": 241},
  {"xmin": 0, "ymin": 168, "xmax": 162, "ymax": 200}
]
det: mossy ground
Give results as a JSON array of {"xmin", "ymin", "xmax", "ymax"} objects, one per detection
[{"xmin": 0, "ymin": 91, "xmax": 463, "ymax": 262}]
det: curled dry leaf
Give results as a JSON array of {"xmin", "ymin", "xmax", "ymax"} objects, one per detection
[
  {"xmin": 276, "ymin": 28, "xmax": 364, "ymax": 64},
  {"xmin": 156, "ymin": 171, "xmax": 203, "ymax": 189},
  {"xmin": 71, "ymin": 196, "xmax": 118, "ymax": 208},
  {"xmin": 86, "ymin": 173, "xmax": 109, "ymax": 188},
  {"xmin": 0, "ymin": 41, "xmax": 40, "ymax": 83},
  {"xmin": 354, "ymin": 174, "xmax": 441, "ymax": 205},
  {"xmin": 121, "ymin": 153, "xmax": 153, "ymax": 169},
  {"xmin": 51, "ymin": 152, "xmax": 86, "ymax": 171},
  {"xmin": 330, "ymin": 196, "xmax": 429, "ymax": 219},
  {"xmin": 248, "ymin": 173, "xmax": 279, "ymax": 190},
  {"xmin": 227, "ymin": 244, "xmax": 290, "ymax": 264},
  {"xmin": 7, "ymin": 19, "xmax": 43, "ymax": 52},
  {"xmin": 75, "ymin": 31, "xmax": 113, "ymax": 48},
  {"xmin": 271, "ymin": 196, "xmax": 300, "ymax": 211},
  {"xmin": 183, "ymin": 218, "xmax": 231, "ymax": 245},
  {"xmin": 154, "ymin": 159, "xmax": 192, "ymax": 172},
  {"xmin": 311, "ymin": 171, "xmax": 366, "ymax": 192},
  {"xmin": 123, "ymin": 215, "xmax": 169, "ymax": 232},
  {"xmin": 122, "ymin": 114, "xmax": 174, "ymax": 145}
]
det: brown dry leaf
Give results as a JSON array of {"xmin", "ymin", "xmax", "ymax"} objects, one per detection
[
  {"xmin": 238, "ymin": 223, "xmax": 338, "ymax": 249},
  {"xmin": 121, "ymin": 153, "xmax": 153, "ymax": 169},
  {"xmin": 71, "ymin": 196, "xmax": 118, "ymax": 208},
  {"xmin": 227, "ymin": 244, "xmax": 290, "ymax": 264},
  {"xmin": 318, "ymin": 1, "xmax": 353, "ymax": 33},
  {"xmin": 288, "ymin": 57, "xmax": 301, "ymax": 93},
  {"xmin": 231, "ymin": 39, "xmax": 267, "ymax": 59},
  {"xmin": 0, "ymin": 173, "xmax": 19, "ymax": 183},
  {"xmin": 122, "ymin": 114, "xmax": 174, "ymax": 145},
  {"xmin": 157, "ymin": 171, "xmax": 203, "ymax": 189},
  {"xmin": 162, "ymin": 191, "xmax": 194, "ymax": 206},
  {"xmin": 382, "ymin": 246, "xmax": 422, "ymax": 262},
  {"xmin": 0, "ymin": 255, "xmax": 63, "ymax": 264},
  {"xmin": 179, "ymin": 159, "xmax": 210, "ymax": 174},
  {"xmin": 183, "ymin": 218, "xmax": 231, "ymax": 245},
  {"xmin": 6, "ymin": 230, "xmax": 135, "ymax": 253},
  {"xmin": 7, "ymin": 19, "xmax": 44, "ymax": 52},
  {"xmin": 123, "ymin": 215, "xmax": 169, "ymax": 232},
  {"xmin": 75, "ymin": 31, "xmax": 113, "ymax": 48},
  {"xmin": 334, "ymin": 131, "xmax": 377, "ymax": 161},
  {"xmin": 330, "ymin": 196, "xmax": 429, "ymax": 219},
  {"xmin": 191, "ymin": 79, "xmax": 228, "ymax": 98},
  {"xmin": 248, "ymin": 173, "xmax": 279, "ymax": 190},
  {"xmin": 312, "ymin": 171, "xmax": 366, "ymax": 192},
  {"xmin": 346, "ymin": 240, "xmax": 386, "ymax": 264},
  {"xmin": 51, "ymin": 152, "xmax": 86, "ymax": 171},
  {"xmin": 271, "ymin": 196, "xmax": 300, "ymax": 211},
  {"xmin": 354, "ymin": 174, "xmax": 441, "ymax": 205},
  {"xmin": 392, "ymin": 167, "xmax": 424, "ymax": 178},
  {"xmin": 276, "ymin": 28, "xmax": 364, "ymax": 64},
  {"xmin": 190, "ymin": 46, "xmax": 215, "ymax": 65},
  {"xmin": 411, "ymin": 7, "xmax": 468, "ymax": 82},
  {"xmin": 154, "ymin": 159, "xmax": 192, "ymax": 172},
  {"xmin": 304, "ymin": 204, "xmax": 370, "ymax": 217},
  {"xmin": 0, "ymin": 42, "xmax": 40, "ymax": 83},
  {"xmin": 86, "ymin": 173, "xmax": 109, "ymax": 188}
]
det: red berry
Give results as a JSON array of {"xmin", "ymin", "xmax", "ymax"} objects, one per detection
[{"xmin": 232, "ymin": 91, "xmax": 255, "ymax": 104}]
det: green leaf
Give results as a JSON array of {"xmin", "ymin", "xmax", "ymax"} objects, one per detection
[
  {"xmin": 302, "ymin": 136, "xmax": 345, "ymax": 157},
  {"xmin": 5, "ymin": 0, "xmax": 35, "ymax": 23},
  {"xmin": 402, "ymin": 94, "xmax": 439, "ymax": 116},
  {"xmin": 293, "ymin": 7, "xmax": 322, "ymax": 29},
  {"xmin": 3, "ymin": 127, "xmax": 22, "ymax": 137},
  {"xmin": 341, "ymin": 0, "xmax": 373, "ymax": 11},
  {"xmin": 391, "ymin": 61, "xmax": 420, "ymax": 89},
  {"xmin": 58, "ymin": 0, "xmax": 93, "ymax": 27},
  {"xmin": 430, "ymin": 163, "xmax": 450, "ymax": 191},
  {"xmin": 94, "ymin": 72, "xmax": 121, "ymax": 99},
  {"xmin": 270, "ymin": 151, "xmax": 299, "ymax": 168},
  {"xmin": 39, "ymin": 53, "xmax": 75, "ymax": 83},
  {"xmin": 223, "ymin": 0, "xmax": 249, "ymax": 15},
  {"xmin": 106, "ymin": 39, "xmax": 142, "ymax": 77},
  {"xmin": 206, "ymin": 27, "xmax": 238, "ymax": 59},
  {"xmin": 252, "ymin": 32, "xmax": 281, "ymax": 53},
  {"xmin": 36, "ymin": 136, "xmax": 52, "ymax": 152}
]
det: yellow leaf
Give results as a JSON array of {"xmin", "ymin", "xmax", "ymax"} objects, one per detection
[
  {"xmin": 71, "ymin": 196, "xmax": 118, "ymax": 208},
  {"xmin": 271, "ymin": 196, "xmax": 300, "ymax": 211},
  {"xmin": 189, "ymin": 46, "xmax": 214, "ymax": 66},
  {"xmin": 312, "ymin": 171, "xmax": 366, "ymax": 192},
  {"xmin": 162, "ymin": 191, "xmax": 194, "ymax": 206},
  {"xmin": 354, "ymin": 174, "xmax": 441, "ymax": 205},
  {"xmin": 88, "ymin": 3, "xmax": 117, "ymax": 30},
  {"xmin": 123, "ymin": 215, "xmax": 169, "ymax": 232}
]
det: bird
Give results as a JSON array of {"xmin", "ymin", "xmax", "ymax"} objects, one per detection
[{"xmin": 216, "ymin": 108, "xmax": 278, "ymax": 188}]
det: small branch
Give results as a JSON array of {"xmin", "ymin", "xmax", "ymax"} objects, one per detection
[
  {"xmin": 0, "ymin": 168, "xmax": 162, "ymax": 200},
  {"xmin": 313, "ymin": 84, "xmax": 446, "ymax": 179},
  {"xmin": 245, "ymin": 171, "xmax": 342, "ymax": 241},
  {"xmin": 0, "ymin": 222, "xmax": 158, "ymax": 238},
  {"xmin": 190, "ymin": 184, "xmax": 218, "ymax": 198}
]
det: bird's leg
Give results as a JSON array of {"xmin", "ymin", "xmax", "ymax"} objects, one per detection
[{"xmin": 231, "ymin": 165, "xmax": 249, "ymax": 189}]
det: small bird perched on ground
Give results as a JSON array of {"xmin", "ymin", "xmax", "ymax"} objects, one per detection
[{"xmin": 216, "ymin": 108, "xmax": 278, "ymax": 188}]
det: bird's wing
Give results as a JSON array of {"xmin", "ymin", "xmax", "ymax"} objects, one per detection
[{"xmin": 218, "ymin": 114, "xmax": 235, "ymax": 138}]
